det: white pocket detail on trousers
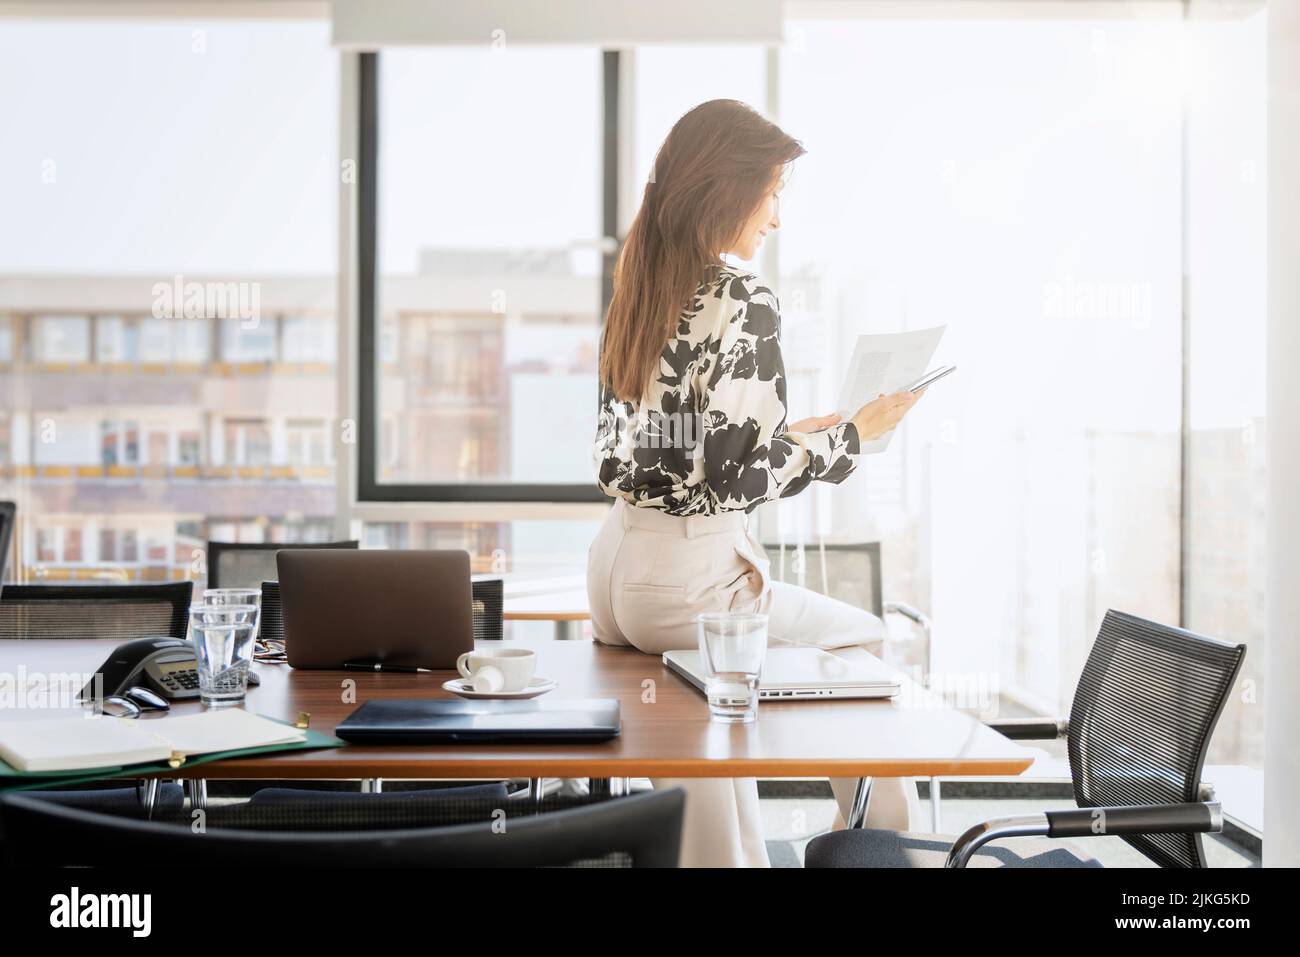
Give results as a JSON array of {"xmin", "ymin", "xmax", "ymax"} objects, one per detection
[{"xmin": 622, "ymin": 582, "xmax": 688, "ymax": 600}]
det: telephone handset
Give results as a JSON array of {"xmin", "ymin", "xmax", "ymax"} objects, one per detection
[{"xmin": 80, "ymin": 637, "xmax": 202, "ymax": 702}]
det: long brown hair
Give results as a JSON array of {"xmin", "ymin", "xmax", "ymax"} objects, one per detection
[{"xmin": 599, "ymin": 99, "xmax": 805, "ymax": 402}]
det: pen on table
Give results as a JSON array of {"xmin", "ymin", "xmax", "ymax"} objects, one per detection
[{"xmin": 342, "ymin": 660, "xmax": 426, "ymax": 673}]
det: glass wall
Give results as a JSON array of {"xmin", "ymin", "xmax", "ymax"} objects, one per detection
[
  {"xmin": 1183, "ymin": 9, "xmax": 1267, "ymax": 769},
  {"xmin": 776, "ymin": 14, "xmax": 1186, "ymax": 715},
  {"xmin": 0, "ymin": 18, "xmax": 340, "ymax": 583}
]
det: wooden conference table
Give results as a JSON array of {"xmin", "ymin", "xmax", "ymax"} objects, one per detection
[{"xmin": 0, "ymin": 637, "xmax": 1032, "ymax": 783}]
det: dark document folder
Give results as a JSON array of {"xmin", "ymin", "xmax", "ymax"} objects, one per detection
[{"xmin": 335, "ymin": 698, "xmax": 621, "ymax": 744}]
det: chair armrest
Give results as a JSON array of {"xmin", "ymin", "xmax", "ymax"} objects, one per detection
[
  {"xmin": 1045, "ymin": 802, "xmax": 1222, "ymax": 839},
  {"xmin": 882, "ymin": 601, "xmax": 930, "ymax": 630},
  {"xmin": 944, "ymin": 813, "xmax": 1050, "ymax": 868},
  {"xmin": 944, "ymin": 802, "xmax": 1221, "ymax": 868},
  {"xmin": 882, "ymin": 601, "xmax": 933, "ymax": 678},
  {"xmin": 984, "ymin": 716, "xmax": 1069, "ymax": 740}
]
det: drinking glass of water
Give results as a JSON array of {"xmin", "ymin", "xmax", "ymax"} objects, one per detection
[
  {"xmin": 203, "ymin": 587, "xmax": 261, "ymax": 642},
  {"xmin": 189, "ymin": 604, "xmax": 258, "ymax": 708},
  {"xmin": 697, "ymin": 612, "xmax": 769, "ymax": 724}
]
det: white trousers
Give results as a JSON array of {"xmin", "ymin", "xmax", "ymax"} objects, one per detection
[{"xmin": 587, "ymin": 499, "xmax": 920, "ymax": 867}]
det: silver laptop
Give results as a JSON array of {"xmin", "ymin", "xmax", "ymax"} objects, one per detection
[{"xmin": 663, "ymin": 647, "xmax": 901, "ymax": 700}]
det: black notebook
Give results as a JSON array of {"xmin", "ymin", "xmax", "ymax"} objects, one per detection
[{"xmin": 335, "ymin": 698, "xmax": 621, "ymax": 744}]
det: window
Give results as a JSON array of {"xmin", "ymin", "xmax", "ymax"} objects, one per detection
[
  {"xmin": 0, "ymin": 17, "xmax": 338, "ymax": 583},
  {"xmin": 286, "ymin": 418, "xmax": 330, "ymax": 467},
  {"xmin": 221, "ymin": 318, "xmax": 277, "ymax": 363},
  {"xmin": 283, "ymin": 316, "xmax": 335, "ymax": 364},
  {"xmin": 767, "ymin": 8, "xmax": 1264, "ymax": 775},
  {"xmin": 100, "ymin": 421, "xmax": 141, "ymax": 467},
  {"xmin": 95, "ymin": 316, "xmax": 137, "ymax": 363},
  {"xmin": 177, "ymin": 430, "xmax": 202, "ymax": 466},
  {"xmin": 1183, "ymin": 10, "xmax": 1267, "ymax": 769},
  {"xmin": 63, "ymin": 528, "xmax": 83, "ymax": 563},
  {"xmin": 35, "ymin": 528, "xmax": 58, "ymax": 564},
  {"xmin": 33, "ymin": 316, "xmax": 90, "ymax": 363},
  {"xmin": 224, "ymin": 419, "xmax": 272, "ymax": 467},
  {"xmin": 360, "ymin": 47, "xmax": 604, "ymax": 500},
  {"xmin": 776, "ymin": 14, "xmax": 1186, "ymax": 706},
  {"xmin": 138, "ymin": 317, "xmax": 210, "ymax": 363},
  {"xmin": 121, "ymin": 529, "xmax": 138, "ymax": 564}
]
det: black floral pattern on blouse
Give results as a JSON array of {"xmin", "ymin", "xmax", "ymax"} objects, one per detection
[{"xmin": 595, "ymin": 267, "xmax": 861, "ymax": 515}]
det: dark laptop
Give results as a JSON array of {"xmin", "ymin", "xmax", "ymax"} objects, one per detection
[
  {"xmin": 277, "ymin": 549, "xmax": 474, "ymax": 670},
  {"xmin": 335, "ymin": 698, "xmax": 622, "ymax": 744}
]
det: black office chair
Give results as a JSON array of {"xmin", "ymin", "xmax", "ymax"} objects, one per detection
[
  {"xmin": 0, "ymin": 581, "xmax": 193, "ymax": 813},
  {"xmin": 471, "ymin": 577, "xmax": 504, "ymax": 641},
  {"xmin": 0, "ymin": 582, "xmax": 192, "ymax": 640},
  {"xmin": 205, "ymin": 539, "xmax": 359, "ymax": 590},
  {"xmin": 0, "ymin": 788, "xmax": 685, "ymax": 867},
  {"xmin": 0, "ymin": 501, "xmax": 15, "ymax": 583},
  {"xmin": 805, "ymin": 610, "xmax": 1246, "ymax": 868},
  {"xmin": 246, "ymin": 782, "xmax": 510, "ymax": 807},
  {"xmin": 17, "ymin": 783, "xmax": 186, "ymax": 818}
]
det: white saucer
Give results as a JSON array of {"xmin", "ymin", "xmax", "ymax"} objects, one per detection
[{"xmin": 442, "ymin": 676, "xmax": 558, "ymax": 700}]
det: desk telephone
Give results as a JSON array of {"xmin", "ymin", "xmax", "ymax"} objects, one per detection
[
  {"xmin": 79, "ymin": 637, "xmax": 204, "ymax": 701},
  {"xmin": 79, "ymin": 636, "xmax": 266, "ymax": 702}
]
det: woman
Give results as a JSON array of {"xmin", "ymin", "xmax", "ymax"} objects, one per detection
[{"xmin": 588, "ymin": 99, "xmax": 923, "ymax": 868}]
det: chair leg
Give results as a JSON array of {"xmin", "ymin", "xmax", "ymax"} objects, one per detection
[
  {"xmin": 184, "ymin": 778, "xmax": 208, "ymax": 811},
  {"xmin": 360, "ymin": 778, "xmax": 382, "ymax": 793},
  {"xmin": 588, "ymin": 778, "xmax": 612, "ymax": 798},
  {"xmin": 530, "ymin": 778, "xmax": 545, "ymax": 807},
  {"xmin": 136, "ymin": 779, "xmax": 159, "ymax": 819},
  {"xmin": 930, "ymin": 777, "xmax": 942, "ymax": 832}
]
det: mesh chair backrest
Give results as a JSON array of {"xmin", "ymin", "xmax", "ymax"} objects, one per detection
[
  {"xmin": 207, "ymin": 540, "xmax": 359, "ymax": 589},
  {"xmin": 1068, "ymin": 610, "xmax": 1246, "ymax": 868},
  {"xmin": 0, "ymin": 501, "xmax": 15, "ymax": 584},
  {"xmin": 762, "ymin": 541, "xmax": 883, "ymax": 618},
  {"xmin": 0, "ymin": 582, "xmax": 193, "ymax": 640},
  {"xmin": 259, "ymin": 580, "xmax": 284, "ymax": 643},
  {"xmin": 0, "ymin": 789, "xmax": 685, "ymax": 868},
  {"xmin": 472, "ymin": 578, "xmax": 504, "ymax": 640}
]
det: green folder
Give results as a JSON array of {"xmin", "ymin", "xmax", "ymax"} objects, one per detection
[{"xmin": 0, "ymin": 721, "xmax": 343, "ymax": 794}]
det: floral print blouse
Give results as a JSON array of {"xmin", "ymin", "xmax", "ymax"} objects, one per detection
[{"xmin": 595, "ymin": 267, "xmax": 861, "ymax": 515}]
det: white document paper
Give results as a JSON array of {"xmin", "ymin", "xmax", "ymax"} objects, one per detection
[{"xmin": 835, "ymin": 325, "xmax": 946, "ymax": 453}]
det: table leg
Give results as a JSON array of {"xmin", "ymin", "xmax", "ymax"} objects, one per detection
[
  {"xmin": 553, "ymin": 620, "xmax": 583, "ymax": 640},
  {"xmin": 929, "ymin": 776, "xmax": 942, "ymax": 832},
  {"xmin": 846, "ymin": 777, "xmax": 874, "ymax": 829}
]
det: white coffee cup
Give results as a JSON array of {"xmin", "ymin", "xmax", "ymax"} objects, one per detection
[{"xmin": 457, "ymin": 647, "xmax": 537, "ymax": 693}]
